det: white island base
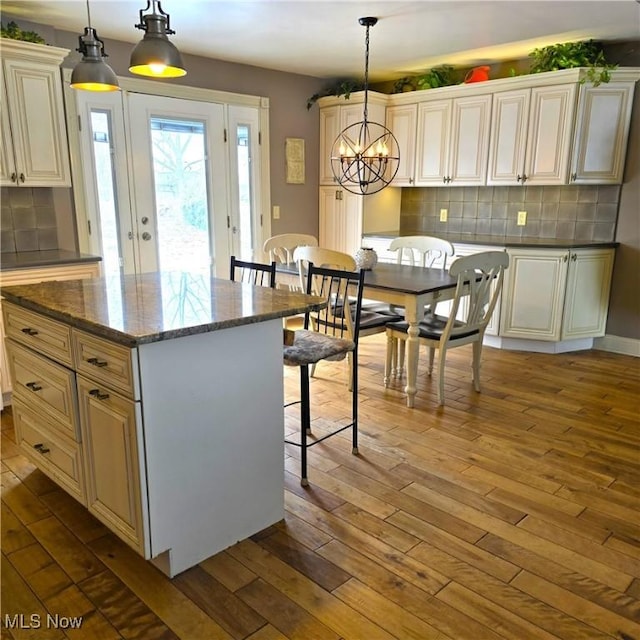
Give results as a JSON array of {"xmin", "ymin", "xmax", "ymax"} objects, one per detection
[{"xmin": 137, "ymin": 319, "xmax": 285, "ymax": 577}]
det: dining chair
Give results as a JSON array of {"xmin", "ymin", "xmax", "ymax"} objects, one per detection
[
  {"xmin": 389, "ymin": 235, "xmax": 455, "ymax": 269},
  {"xmin": 230, "ymin": 255, "xmax": 277, "ymax": 288},
  {"xmin": 384, "ymin": 250, "xmax": 509, "ymax": 406},
  {"xmin": 283, "ymin": 263, "xmax": 365, "ymax": 486},
  {"xmin": 263, "ymin": 233, "xmax": 319, "ymax": 267},
  {"xmin": 293, "ymin": 246, "xmax": 399, "ymax": 381}
]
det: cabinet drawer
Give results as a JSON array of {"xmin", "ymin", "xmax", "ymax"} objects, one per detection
[
  {"xmin": 3, "ymin": 302, "xmax": 73, "ymax": 367},
  {"xmin": 13, "ymin": 398, "xmax": 85, "ymax": 504},
  {"xmin": 73, "ymin": 330, "xmax": 138, "ymax": 400},
  {"xmin": 6, "ymin": 340, "xmax": 79, "ymax": 440}
]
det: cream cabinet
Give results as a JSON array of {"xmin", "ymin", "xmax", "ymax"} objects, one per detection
[
  {"xmin": 319, "ymin": 186, "xmax": 363, "ymax": 255},
  {"xmin": 5, "ymin": 306, "xmax": 85, "ymax": 503},
  {"xmin": 569, "ymin": 81, "xmax": 636, "ymax": 184},
  {"xmin": 385, "ymin": 103, "xmax": 417, "ymax": 186},
  {"xmin": 318, "ymin": 92, "xmax": 387, "ymax": 186},
  {"xmin": 415, "ymin": 94, "xmax": 492, "ymax": 186},
  {"xmin": 487, "ymin": 84, "xmax": 577, "ymax": 186},
  {"xmin": 1, "ymin": 261, "xmax": 101, "ymax": 407},
  {"xmin": 500, "ymin": 247, "xmax": 614, "ymax": 341},
  {"xmin": 0, "ymin": 39, "xmax": 71, "ymax": 187}
]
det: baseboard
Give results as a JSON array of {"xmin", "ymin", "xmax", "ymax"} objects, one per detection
[
  {"xmin": 593, "ymin": 334, "xmax": 640, "ymax": 357},
  {"xmin": 484, "ymin": 335, "xmax": 594, "ymax": 353}
]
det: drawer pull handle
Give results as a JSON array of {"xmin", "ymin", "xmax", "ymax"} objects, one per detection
[
  {"xmin": 87, "ymin": 357, "xmax": 108, "ymax": 368},
  {"xmin": 34, "ymin": 443, "xmax": 50, "ymax": 454},
  {"xmin": 89, "ymin": 388, "xmax": 110, "ymax": 400},
  {"xmin": 26, "ymin": 381, "xmax": 43, "ymax": 392},
  {"xmin": 21, "ymin": 327, "xmax": 39, "ymax": 336}
]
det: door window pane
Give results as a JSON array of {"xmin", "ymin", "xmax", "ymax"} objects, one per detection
[
  {"xmin": 150, "ymin": 117, "xmax": 211, "ymax": 273},
  {"xmin": 90, "ymin": 110, "xmax": 121, "ymax": 277},
  {"xmin": 236, "ymin": 125, "xmax": 253, "ymax": 259}
]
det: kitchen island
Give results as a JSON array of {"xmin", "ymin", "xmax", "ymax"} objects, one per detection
[{"xmin": 2, "ymin": 271, "xmax": 324, "ymax": 577}]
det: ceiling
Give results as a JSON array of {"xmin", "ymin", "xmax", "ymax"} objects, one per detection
[{"xmin": 2, "ymin": 1, "xmax": 639, "ymax": 81}]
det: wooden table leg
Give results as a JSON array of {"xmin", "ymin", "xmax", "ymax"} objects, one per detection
[{"xmin": 403, "ymin": 298, "xmax": 420, "ymax": 408}]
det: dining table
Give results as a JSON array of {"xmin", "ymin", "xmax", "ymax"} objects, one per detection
[{"xmin": 277, "ymin": 261, "xmax": 461, "ymax": 408}]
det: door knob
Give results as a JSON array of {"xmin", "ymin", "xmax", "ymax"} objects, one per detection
[
  {"xmin": 142, "ymin": 232, "xmax": 152, "ymax": 241},
  {"xmin": 141, "ymin": 216, "xmax": 149, "ymax": 224}
]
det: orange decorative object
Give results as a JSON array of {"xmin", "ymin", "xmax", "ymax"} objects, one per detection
[{"xmin": 464, "ymin": 66, "xmax": 490, "ymax": 83}]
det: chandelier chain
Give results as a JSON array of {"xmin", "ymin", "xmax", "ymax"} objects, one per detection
[{"xmin": 363, "ymin": 23, "xmax": 370, "ymax": 122}]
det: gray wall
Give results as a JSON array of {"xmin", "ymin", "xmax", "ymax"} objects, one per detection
[{"xmin": 608, "ymin": 84, "xmax": 640, "ymax": 339}]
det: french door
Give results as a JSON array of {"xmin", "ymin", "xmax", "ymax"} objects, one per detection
[{"xmin": 74, "ymin": 90, "xmax": 263, "ymax": 277}]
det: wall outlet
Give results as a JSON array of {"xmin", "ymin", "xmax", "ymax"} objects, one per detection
[
  {"xmin": 517, "ymin": 210, "xmax": 527, "ymax": 226},
  {"xmin": 439, "ymin": 208, "xmax": 448, "ymax": 222},
  {"xmin": 273, "ymin": 205, "xmax": 280, "ymax": 220}
]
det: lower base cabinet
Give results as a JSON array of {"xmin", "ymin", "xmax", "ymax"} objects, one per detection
[
  {"xmin": 77, "ymin": 374, "xmax": 147, "ymax": 556},
  {"xmin": 362, "ymin": 236, "xmax": 615, "ymax": 348},
  {"xmin": 3, "ymin": 300, "xmax": 286, "ymax": 577},
  {"xmin": 500, "ymin": 247, "xmax": 614, "ymax": 341}
]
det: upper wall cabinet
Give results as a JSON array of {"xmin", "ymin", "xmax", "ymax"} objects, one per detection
[
  {"xmin": 487, "ymin": 84, "xmax": 577, "ymax": 186},
  {"xmin": 385, "ymin": 103, "xmax": 417, "ymax": 186},
  {"xmin": 383, "ymin": 67, "xmax": 639, "ymax": 188},
  {"xmin": 569, "ymin": 80, "xmax": 636, "ymax": 184},
  {"xmin": 415, "ymin": 94, "xmax": 492, "ymax": 187},
  {"xmin": 318, "ymin": 92, "xmax": 387, "ymax": 186},
  {"xmin": 0, "ymin": 40, "xmax": 71, "ymax": 187}
]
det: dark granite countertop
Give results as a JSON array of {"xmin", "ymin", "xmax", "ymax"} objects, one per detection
[
  {"xmin": 363, "ymin": 231, "xmax": 618, "ymax": 250},
  {"xmin": 0, "ymin": 250, "xmax": 102, "ymax": 271},
  {"xmin": 1, "ymin": 272, "xmax": 324, "ymax": 347}
]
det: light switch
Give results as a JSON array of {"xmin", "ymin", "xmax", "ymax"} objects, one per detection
[
  {"xmin": 517, "ymin": 211, "xmax": 527, "ymax": 226},
  {"xmin": 439, "ymin": 208, "xmax": 448, "ymax": 222},
  {"xmin": 273, "ymin": 205, "xmax": 280, "ymax": 220}
]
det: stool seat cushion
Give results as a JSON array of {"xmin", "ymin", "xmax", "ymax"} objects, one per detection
[{"xmin": 284, "ymin": 329, "xmax": 354, "ymax": 366}]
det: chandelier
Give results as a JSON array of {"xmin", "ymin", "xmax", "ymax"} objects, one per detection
[{"xmin": 330, "ymin": 17, "xmax": 399, "ymax": 195}]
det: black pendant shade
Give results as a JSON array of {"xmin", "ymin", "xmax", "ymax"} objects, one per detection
[
  {"xmin": 129, "ymin": 1, "xmax": 186, "ymax": 78},
  {"xmin": 70, "ymin": 1, "xmax": 120, "ymax": 92}
]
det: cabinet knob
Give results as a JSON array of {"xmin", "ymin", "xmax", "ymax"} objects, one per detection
[
  {"xmin": 26, "ymin": 381, "xmax": 43, "ymax": 392},
  {"xmin": 33, "ymin": 443, "xmax": 50, "ymax": 454},
  {"xmin": 21, "ymin": 327, "xmax": 39, "ymax": 336},
  {"xmin": 89, "ymin": 388, "xmax": 110, "ymax": 400},
  {"xmin": 571, "ymin": 173, "xmax": 577, "ymax": 182},
  {"xmin": 87, "ymin": 357, "xmax": 108, "ymax": 368},
  {"xmin": 10, "ymin": 172, "xmax": 17, "ymax": 183},
  {"xmin": 19, "ymin": 173, "xmax": 25, "ymax": 183},
  {"xmin": 571, "ymin": 253, "xmax": 577, "ymax": 261}
]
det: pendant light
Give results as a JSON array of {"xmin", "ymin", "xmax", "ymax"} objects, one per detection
[
  {"xmin": 331, "ymin": 17, "xmax": 399, "ymax": 195},
  {"xmin": 70, "ymin": 0, "xmax": 120, "ymax": 92},
  {"xmin": 129, "ymin": 1, "xmax": 186, "ymax": 78}
]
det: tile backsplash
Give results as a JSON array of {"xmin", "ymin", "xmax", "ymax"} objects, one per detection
[
  {"xmin": 400, "ymin": 185, "xmax": 620, "ymax": 240},
  {"xmin": 1, "ymin": 187, "xmax": 59, "ymax": 253}
]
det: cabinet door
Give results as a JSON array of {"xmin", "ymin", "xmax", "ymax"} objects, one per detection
[
  {"xmin": 449, "ymin": 94, "xmax": 492, "ymax": 186},
  {"xmin": 386, "ymin": 103, "xmax": 417, "ymax": 186},
  {"xmin": 415, "ymin": 99, "xmax": 451, "ymax": 185},
  {"xmin": 562, "ymin": 249, "xmax": 614, "ymax": 339},
  {"xmin": 319, "ymin": 106, "xmax": 339, "ymax": 185},
  {"xmin": 0, "ymin": 65, "xmax": 17, "ymax": 186},
  {"xmin": 319, "ymin": 186, "xmax": 342, "ymax": 251},
  {"xmin": 77, "ymin": 375, "xmax": 147, "ymax": 555},
  {"xmin": 500, "ymin": 249, "xmax": 568, "ymax": 340},
  {"xmin": 570, "ymin": 82, "xmax": 635, "ymax": 184},
  {"xmin": 487, "ymin": 89, "xmax": 530, "ymax": 186},
  {"xmin": 342, "ymin": 190, "xmax": 364, "ymax": 256},
  {"xmin": 524, "ymin": 84, "xmax": 577, "ymax": 185},
  {"xmin": 2, "ymin": 57, "xmax": 71, "ymax": 187}
]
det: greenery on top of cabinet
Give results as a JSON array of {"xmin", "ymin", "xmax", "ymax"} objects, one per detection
[
  {"xmin": 529, "ymin": 40, "xmax": 617, "ymax": 86},
  {"xmin": 0, "ymin": 21, "xmax": 45, "ymax": 43}
]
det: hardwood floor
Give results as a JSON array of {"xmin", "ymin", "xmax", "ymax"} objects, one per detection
[{"xmin": 2, "ymin": 336, "xmax": 639, "ymax": 639}]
